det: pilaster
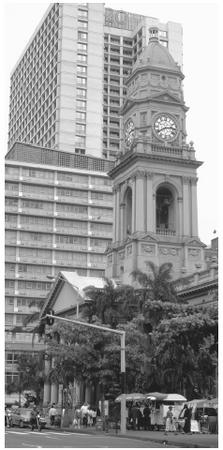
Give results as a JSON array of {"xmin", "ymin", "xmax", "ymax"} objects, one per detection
[
  {"xmin": 191, "ymin": 177, "xmax": 199, "ymax": 236},
  {"xmin": 182, "ymin": 177, "xmax": 190, "ymax": 236},
  {"xmin": 146, "ymin": 171, "xmax": 154, "ymax": 232},
  {"xmin": 135, "ymin": 170, "xmax": 145, "ymax": 232}
]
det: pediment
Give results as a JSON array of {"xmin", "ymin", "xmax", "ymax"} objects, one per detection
[
  {"xmin": 184, "ymin": 238, "xmax": 206, "ymax": 247},
  {"xmin": 140, "ymin": 233, "xmax": 158, "ymax": 243},
  {"xmin": 151, "ymin": 91, "xmax": 182, "ymax": 105}
]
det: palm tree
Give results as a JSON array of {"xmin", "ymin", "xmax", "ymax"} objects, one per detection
[
  {"xmin": 132, "ymin": 262, "xmax": 177, "ymax": 303},
  {"xmin": 82, "ymin": 279, "xmax": 136, "ymax": 327}
]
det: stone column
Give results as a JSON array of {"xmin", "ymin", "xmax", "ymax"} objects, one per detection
[
  {"xmin": 146, "ymin": 172, "xmax": 153, "ymax": 232},
  {"xmin": 115, "ymin": 187, "xmax": 120, "ymax": 242},
  {"xmin": 182, "ymin": 177, "xmax": 191, "ymax": 236},
  {"xmin": 120, "ymin": 203, "xmax": 125, "ymax": 242},
  {"xmin": 191, "ymin": 177, "xmax": 199, "ymax": 237},
  {"xmin": 131, "ymin": 176, "xmax": 136, "ymax": 233},
  {"xmin": 135, "ymin": 171, "xmax": 145, "ymax": 232},
  {"xmin": 153, "ymin": 193, "xmax": 156, "ymax": 231},
  {"xmin": 177, "ymin": 196, "xmax": 183, "ymax": 236}
]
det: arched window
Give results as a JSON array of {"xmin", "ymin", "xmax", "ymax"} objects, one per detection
[
  {"xmin": 156, "ymin": 186, "xmax": 175, "ymax": 233},
  {"xmin": 124, "ymin": 187, "xmax": 132, "ymax": 238}
]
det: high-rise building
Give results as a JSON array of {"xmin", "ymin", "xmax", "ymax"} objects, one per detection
[
  {"xmin": 5, "ymin": 142, "xmax": 114, "ymax": 386},
  {"xmin": 8, "ymin": 3, "xmax": 183, "ymax": 159}
]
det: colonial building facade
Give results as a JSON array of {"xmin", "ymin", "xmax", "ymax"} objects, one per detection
[{"xmin": 106, "ymin": 27, "xmax": 206, "ymax": 284}]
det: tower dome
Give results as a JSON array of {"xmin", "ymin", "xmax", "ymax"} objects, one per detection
[{"xmin": 132, "ymin": 26, "xmax": 182, "ymax": 76}]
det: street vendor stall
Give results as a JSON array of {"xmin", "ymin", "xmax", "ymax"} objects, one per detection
[{"xmin": 146, "ymin": 392, "xmax": 187, "ymax": 430}]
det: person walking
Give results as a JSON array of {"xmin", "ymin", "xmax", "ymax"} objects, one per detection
[{"xmin": 49, "ymin": 403, "xmax": 57, "ymax": 426}]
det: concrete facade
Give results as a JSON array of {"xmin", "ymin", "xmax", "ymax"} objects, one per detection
[
  {"xmin": 5, "ymin": 142, "xmax": 114, "ymax": 386},
  {"xmin": 8, "ymin": 4, "xmax": 182, "ymax": 159}
]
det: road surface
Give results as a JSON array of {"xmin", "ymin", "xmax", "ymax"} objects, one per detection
[{"xmin": 5, "ymin": 428, "xmax": 173, "ymax": 448}]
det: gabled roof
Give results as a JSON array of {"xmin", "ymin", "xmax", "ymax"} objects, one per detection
[{"xmin": 40, "ymin": 271, "xmax": 120, "ymax": 317}]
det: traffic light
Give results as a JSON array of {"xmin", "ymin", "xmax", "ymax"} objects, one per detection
[{"xmin": 46, "ymin": 310, "xmax": 55, "ymax": 326}]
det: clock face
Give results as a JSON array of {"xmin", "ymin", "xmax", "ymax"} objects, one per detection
[
  {"xmin": 124, "ymin": 120, "xmax": 135, "ymax": 147},
  {"xmin": 154, "ymin": 114, "xmax": 178, "ymax": 141}
]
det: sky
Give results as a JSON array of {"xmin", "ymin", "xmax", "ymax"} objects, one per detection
[{"xmin": 1, "ymin": 0, "xmax": 221, "ymax": 246}]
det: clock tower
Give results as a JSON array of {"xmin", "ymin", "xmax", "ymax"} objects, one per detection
[{"xmin": 106, "ymin": 27, "xmax": 206, "ymax": 283}]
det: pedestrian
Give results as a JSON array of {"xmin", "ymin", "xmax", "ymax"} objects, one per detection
[
  {"xmin": 164, "ymin": 406, "xmax": 177, "ymax": 435},
  {"xmin": 49, "ymin": 403, "xmax": 57, "ymax": 426},
  {"xmin": 91, "ymin": 407, "xmax": 97, "ymax": 426},
  {"xmin": 182, "ymin": 404, "xmax": 192, "ymax": 434},
  {"xmin": 143, "ymin": 403, "xmax": 151, "ymax": 430},
  {"xmin": 130, "ymin": 402, "xmax": 139, "ymax": 430}
]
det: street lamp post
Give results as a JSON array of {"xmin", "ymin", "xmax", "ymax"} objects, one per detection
[{"xmin": 43, "ymin": 313, "xmax": 127, "ymax": 434}]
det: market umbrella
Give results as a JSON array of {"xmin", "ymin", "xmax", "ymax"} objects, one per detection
[
  {"xmin": 115, "ymin": 393, "xmax": 145, "ymax": 402},
  {"xmin": 163, "ymin": 393, "xmax": 187, "ymax": 402},
  {"xmin": 145, "ymin": 392, "xmax": 167, "ymax": 401}
]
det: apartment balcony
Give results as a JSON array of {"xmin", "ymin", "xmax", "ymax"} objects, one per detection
[
  {"xmin": 16, "ymin": 256, "xmax": 52, "ymax": 265},
  {"xmin": 18, "ymin": 240, "xmax": 53, "ymax": 249},
  {"xmin": 20, "ymin": 191, "xmax": 54, "ymax": 201},
  {"xmin": 56, "ymin": 179, "xmax": 88, "ymax": 189},
  {"xmin": 20, "ymin": 175, "xmax": 55, "ymax": 185},
  {"xmin": 55, "ymin": 243, "xmax": 88, "ymax": 251},
  {"xmin": 5, "ymin": 205, "xmax": 18, "ymax": 213},
  {"xmin": 89, "ymin": 215, "xmax": 112, "ymax": 223},
  {"xmin": 19, "ymin": 207, "xmax": 53, "ymax": 216},
  {"xmin": 5, "ymin": 173, "xmax": 20, "ymax": 181},
  {"xmin": 19, "ymin": 224, "xmax": 53, "ymax": 232},
  {"xmin": 90, "ymin": 199, "xmax": 112, "ymax": 207},
  {"xmin": 16, "ymin": 289, "xmax": 49, "ymax": 298},
  {"xmin": 54, "ymin": 260, "xmax": 86, "ymax": 268},
  {"xmin": 56, "ymin": 196, "xmax": 89, "ymax": 204},
  {"xmin": 17, "ymin": 272, "xmax": 52, "ymax": 281},
  {"xmin": 55, "ymin": 228, "xmax": 88, "ymax": 237},
  {"xmin": 5, "ymin": 255, "xmax": 17, "ymax": 262},
  {"xmin": 89, "ymin": 184, "xmax": 112, "ymax": 192},
  {"xmin": 89, "ymin": 230, "xmax": 112, "ymax": 238},
  {"xmin": 89, "ymin": 246, "xmax": 107, "ymax": 253},
  {"xmin": 88, "ymin": 262, "xmax": 106, "ymax": 269},
  {"xmin": 55, "ymin": 211, "xmax": 88, "ymax": 220},
  {"xmin": 5, "ymin": 288, "xmax": 15, "ymax": 295},
  {"xmin": 5, "ymin": 189, "xmax": 19, "ymax": 197}
]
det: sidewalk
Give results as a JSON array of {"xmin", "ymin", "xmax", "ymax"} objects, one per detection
[{"xmin": 47, "ymin": 424, "xmax": 218, "ymax": 448}]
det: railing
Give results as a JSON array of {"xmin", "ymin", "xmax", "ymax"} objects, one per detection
[
  {"xmin": 151, "ymin": 144, "xmax": 183, "ymax": 157},
  {"xmin": 156, "ymin": 228, "xmax": 176, "ymax": 236}
]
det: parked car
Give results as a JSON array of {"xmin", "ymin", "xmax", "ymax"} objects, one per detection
[{"xmin": 10, "ymin": 408, "xmax": 47, "ymax": 429}]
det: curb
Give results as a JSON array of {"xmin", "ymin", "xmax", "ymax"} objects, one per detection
[{"xmin": 46, "ymin": 426, "xmax": 217, "ymax": 448}]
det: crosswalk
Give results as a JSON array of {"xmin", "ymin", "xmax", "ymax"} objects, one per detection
[{"xmin": 6, "ymin": 429, "xmax": 92, "ymax": 437}]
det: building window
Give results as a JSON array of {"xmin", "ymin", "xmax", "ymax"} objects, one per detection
[
  {"xmin": 76, "ymin": 100, "xmax": 86, "ymax": 111},
  {"xmin": 77, "ymin": 43, "xmax": 87, "ymax": 52},
  {"xmin": 77, "ymin": 77, "xmax": 87, "ymax": 86},
  {"xmin": 77, "ymin": 54, "xmax": 87, "ymax": 63},
  {"xmin": 77, "ymin": 65, "xmax": 87, "ymax": 75},
  {"xmin": 77, "ymin": 88, "xmax": 86, "ymax": 98},
  {"xmin": 78, "ymin": 20, "xmax": 88, "ymax": 28},
  {"xmin": 76, "ymin": 111, "xmax": 86, "ymax": 122},
  {"xmin": 76, "ymin": 124, "xmax": 86, "ymax": 134},
  {"xmin": 78, "ymin": 31, "xmax": 88, "ymax": 41},
  {"xmin": 75, "ymin": 135, "xmax": 86, "ymax": 147}
]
